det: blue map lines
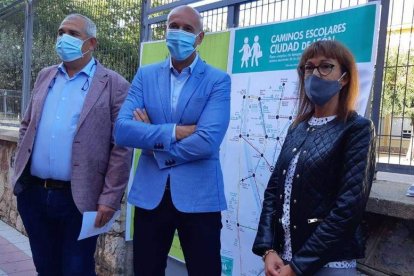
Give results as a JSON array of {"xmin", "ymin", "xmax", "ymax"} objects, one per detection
[{"xmin": 220, "ymin": 71, "xmax": 299, "ymax": 276}]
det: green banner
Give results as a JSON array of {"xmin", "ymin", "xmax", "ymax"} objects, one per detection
[
  {"xmin": 232, "ymin": 4, "xmax": 376, "ymax": 73},
  {"xmin": 141, "ymin": 31, "xmax": 230, "ymax": 69}
]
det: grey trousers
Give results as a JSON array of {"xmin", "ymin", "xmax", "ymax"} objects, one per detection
[{"xmin": 314, "ymin": 267, "xmax": 357, "ymax": 276}]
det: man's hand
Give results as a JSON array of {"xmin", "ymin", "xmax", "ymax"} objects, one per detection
[
  {"xmin": 133, "ymin": 107, "xmax": 195, "ymax": 141},
  {"xmin": 176, "ymin": 125, "xmax": 196, "ymax": 141},
  {"xmin": 264, "ymin": 251, "xmax": 284, "ymax": 276},
  {"xmin": 133, "ymin": 108, "xmax": 154, "ymax": 154},
  {"xmin": 278, "ymin": 265, "xmax": 296, "ymax": 276},
  {"xmin": 133, "ymin": 108, "xmax": 151, "ymax": 123},
  {"xmin": 94, "ymin": 204, "xmax": 116, "ymax": 228}
]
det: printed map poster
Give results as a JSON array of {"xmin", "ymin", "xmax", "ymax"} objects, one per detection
[
  {"xmin": 220, "ymin": 3, "xmax": 380, "ymax": 275},
  {"xmin": 124, "ymin": 31, "xmax": 231, "ymax": 263}
]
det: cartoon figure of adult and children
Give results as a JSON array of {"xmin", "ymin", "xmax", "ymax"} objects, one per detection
[{"xmin": 239, "ymin": 35, "xmax": 262, "ymax": 68}]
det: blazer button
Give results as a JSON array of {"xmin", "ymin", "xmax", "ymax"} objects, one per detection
[
  {"xmin": 293, "ymin": 199, "xmax": 297, "ymax": 204},
  {"xmin": 28, "ymin": 148, "xmax": 31, "ymax": 153},
  {"xmin": 293, "ymin": 225, "xmax": 297, "ymax": 230},
  {"xmin": 282, "ymin": 169, "xmax": 286, "ymax": 175},
  {"xmin": 303, "ymin": 150, "xmax": 307, "ymax": 154},
  {"xmin": 278, "ymin": 218, "xmax": 282, "ymax": 223},
  {"xmin": 279, "ymin": 194, "xmax": 283, "ymax": 199},
  {"xmin": 296, "ymin": 174, "xmax": 300, "ymax": 178},
  {"xmin": 292, "ymin": 148, "xmax": 297, "ymax": 152}
]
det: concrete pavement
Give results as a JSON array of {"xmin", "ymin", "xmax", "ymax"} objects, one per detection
[{"xmin": 0, "ymin": 220, "xmax": 35, "ymax": 276}]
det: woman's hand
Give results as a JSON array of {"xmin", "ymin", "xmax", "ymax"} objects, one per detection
[
  {"xmin": 279, "ymin": 265, "xmax": 296, "ymax": 276},
  {"xmin": 264, "ymin": 251, "xmax": 284, "ymax": 276}
]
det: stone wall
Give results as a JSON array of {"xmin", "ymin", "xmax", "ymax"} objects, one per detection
[
  {"xmin": 95, "ymin": 198, "xmax": 134, "ymax": 276},
  {"xmin": 0, "ymin": 137, "xmax": 133, "ymax": 276},
  {"xmin": 359, "ymin": 213, "xmax": 414, "ymax": 276},
  {"xmin": 0, "ymin": 140, "xmax": 25, "ymax": 233}
]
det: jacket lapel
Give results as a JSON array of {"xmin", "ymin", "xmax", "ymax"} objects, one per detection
[
  {"xmin": 77, "ymin": 61, "xmax": 108, "ymax": 132},
  {"xmin": 173, "ymin": 58, "xmax": 205, "ymax": 122},
  {"xmin": 158, "ymin": 59, "xmax": 172, "ymax": 123},
  {"xmin": 33, "ymin": 66, "xmax": 59, "ymax": 126}
]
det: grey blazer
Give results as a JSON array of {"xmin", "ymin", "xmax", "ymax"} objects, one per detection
[{"xmin": 13, "ymin": 60, "xmax": 132, "ymax": 213}]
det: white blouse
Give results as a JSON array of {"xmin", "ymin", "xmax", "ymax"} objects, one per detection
[{"xmin": 280, "ymin": 115, "xmax": 356, "ymax": 269}]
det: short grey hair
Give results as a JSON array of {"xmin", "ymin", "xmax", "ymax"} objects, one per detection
[{"xmin": 62, "ymin": 14, "xmax": 97, "ymax": 38}]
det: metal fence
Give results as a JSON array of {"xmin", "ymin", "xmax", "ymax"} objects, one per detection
[
  {"xmin": 378, "ymin": 0, "xmax": 414, "ymax": 173},
  {"xmin": 141, "ymin": 0, "xmax": 414, "ymax": 174},
  {"xmin": 0, "ymin": 0, "xmax": 141, "ymax": 123},
  {"xmin": 0, "ymin": 89, "xmax": 21, "ymax": 121}
]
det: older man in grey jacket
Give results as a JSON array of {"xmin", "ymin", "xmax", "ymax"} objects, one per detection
[{"xmin": 12, "ymin": 13, "xmax": 131, "ymax": 275}]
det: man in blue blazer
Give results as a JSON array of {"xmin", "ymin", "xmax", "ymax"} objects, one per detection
[{"xmin": 114, "ymin": 5, "xmax": 231, "ymax": 276}]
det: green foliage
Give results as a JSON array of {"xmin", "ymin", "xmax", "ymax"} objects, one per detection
[
  {"xmin": 0, "ymin": 0, "xmax": 21, "ymax": 10},
  {"xmin": 382, "ymin": 47, "xmax": 414, "ymax": 122},
  {"xmin": 381, "ymin": 45, "xmax": 414, "ymax": 158},
  {"xmin": 0, "ymin": 23, "xmax": 23, "ymax": 90},
  {"xmin": 0, "ymin": 0, "xmax": 141, "ymax": 92}
]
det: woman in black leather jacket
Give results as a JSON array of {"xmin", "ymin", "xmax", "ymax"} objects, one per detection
[{"xmin": 252, "ymin": 41, "xmax": 376, "ymax": 276}]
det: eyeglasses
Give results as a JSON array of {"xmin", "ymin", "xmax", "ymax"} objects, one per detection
[
  {"xmin": 81, "ymin": 78, "xmax": 90, "ymax": 91},
  {"xmin": 301, "ymin": 62, "xmax": 335, "ymax": 76}
]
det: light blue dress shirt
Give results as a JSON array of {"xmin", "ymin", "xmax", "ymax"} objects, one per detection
[
  {"xmin": 31, "ymin": 58, "xmax": 96, "ymax": 181},
  {"xmin": 169, "ymin": 54, "xmax": 199, "ymax": 141}
]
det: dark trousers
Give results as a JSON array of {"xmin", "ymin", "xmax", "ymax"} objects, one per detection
[
  {"xmin": 16, "ymin": 183, "xmax": 98, "ymax": 276},
  {"xmin": 133, "ymin": 189, "xmax": 222, "ymax": 276}
]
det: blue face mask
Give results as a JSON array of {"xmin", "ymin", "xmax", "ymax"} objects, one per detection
[
  {"xmin": 55, "ymin": 34, "xmax": 91, "ymax": 62},
  {"xmin": 304, "ymin": 73, "xmax": 346, "ymax": 106},
  {"xmin": 166, "ymin": 29, "xmax": 199, "ymax": 61}
]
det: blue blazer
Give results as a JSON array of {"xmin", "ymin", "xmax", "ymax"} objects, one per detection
[{"xmin": 115, "ymin": 58, "xmax": 231, "ymax": 212}]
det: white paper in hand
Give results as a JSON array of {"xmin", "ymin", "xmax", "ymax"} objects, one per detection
[{"xmin": 78, "ymin": 210, "xmax": 121, "ymax": 240}]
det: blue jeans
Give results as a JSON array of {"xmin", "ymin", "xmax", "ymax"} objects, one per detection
[{"xmin": 17, "ymin": 183, "xmax": 98, "ymax": 276}]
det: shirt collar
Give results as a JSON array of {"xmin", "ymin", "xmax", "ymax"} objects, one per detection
[
  {"xmin": 169, "ymin": 54, "xmax": 199, "ymax": 75},
  {"xmin": 58, "ymin": 57, "xmax": 96, "ymax": 78}
]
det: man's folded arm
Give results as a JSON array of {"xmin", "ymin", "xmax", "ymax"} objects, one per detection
[
  {"xmin": 114, "ymin": 69, "xmax": 175, "ymax": 151},
  {"xmin": 154, "ymin": 74, "xmax": 231, "ymax": 169}
]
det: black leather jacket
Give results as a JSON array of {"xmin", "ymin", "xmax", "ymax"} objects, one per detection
[{"xmin": 252, "ymin": 113, "xmax": 376, "ymax": 275}]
